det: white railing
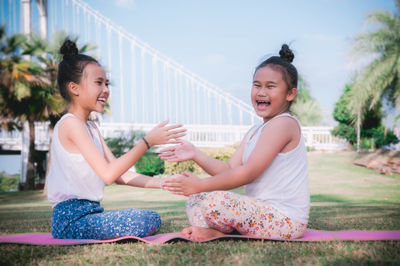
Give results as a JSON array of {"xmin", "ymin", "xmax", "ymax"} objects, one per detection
[
  {"xmin": 0, "ymin": 122, "xmax": 347, "ymax": 151},
  {"xmin": 0, "ymin": 122, "xmax": 51, "ymax": 151},
  {"xmin": 302, "ymin": 126, "xmax": 347, "ymax": 150}
]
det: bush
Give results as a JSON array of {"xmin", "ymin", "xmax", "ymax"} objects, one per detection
[
  {"xmin": 0, "ymin": 172, "xmax": 19, "ymax": 192},
  {"xmin": 165, "ymin": 145, "xmax": 237, "ymax": 175},
  {"xmin": 331, "ymin": 124, "xmax": 357, "ymax": 144},
  {"xmin": 105, "ymin": 131, "xmax": 165, "ymax": 176},
  {"xmin": 135, "ymin": 153, "xmax": 165, "ymax": 176},
  {"xmin": 362, "ymin": 126, "xmax": 398, "ymax": 149},
  {"xmin": 165, "ymin": 160, "xmax": 200, "ymax": 175}
]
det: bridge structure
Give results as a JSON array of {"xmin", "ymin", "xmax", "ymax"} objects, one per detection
[{"xmin": 0, "ymin": 1, "xmax": 347, "ymax": 161}]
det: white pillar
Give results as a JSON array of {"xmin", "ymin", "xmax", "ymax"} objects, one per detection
[
  {"xmin": 21, "ymin": 0, "xmax": 32, "ymax": 36},
  {"xmin": 357, "ymin": 109, "xmax": 361, "ymax": 152},
  {"xmin": 130, "ymin": 42, "xmax": 136, "ymax": 122},
  {"xmin": 118, "ymin": 33, "xmax": 124, "ymax": 122},
  {"xmin": 36, "ymin": 0, "xmax": 47, "ymax": 39},
  {"xmin": 20, "ymin": 0, "xmax": 31, "ymax": 186},
  {"xmin": 141, "ymin": 48, "xmax": 146, "ymax": 123}
]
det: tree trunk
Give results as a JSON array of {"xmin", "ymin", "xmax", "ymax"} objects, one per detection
[
  {"xmin": 25, "ymin": 119, "xmax": 36, "ymax": 190},
  {"xmin": 42, "ymin": 127, "xmax": 53, "ymax": 195}
]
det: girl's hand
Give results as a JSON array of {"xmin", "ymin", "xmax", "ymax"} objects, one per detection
[
  {"xmin": 158, "ymin": 139, "xmax": 196, "ymax": 162},
  {"xmin": 162, "ymin": 171, "xmax": 202, "ymax": 196},
  {"xmin": 160, "ymin": 174, "xmax": 182, "ymax": 190},
  {"xmin": 145, "ymin": 121, "xmax": 186, "ymax": 146}
]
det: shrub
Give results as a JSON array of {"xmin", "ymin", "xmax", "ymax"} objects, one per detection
[
  {"xmin": 0, "ymin": 172, "xmax": 19, "ymax": 192},
  {"xmin": 135, "ymin": 153, "xmax": 165, "ymax": 176},
  {"xmin": 362, "ymin": 126, "xmax": 398, "ymax": 149},
  {"xmin": 331, "ymin": 124, "xmax": 357, "ymax": 144},
  {"xmin": 105, "ymin": 131, "xmax": 165, "ymax": 176}
]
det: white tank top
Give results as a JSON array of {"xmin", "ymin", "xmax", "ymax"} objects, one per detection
[
  {"xmin": 47, "ymin": 113, "xmax": 105, "ymax": 207},
  {"xmin": 243, "ymin": 113, "xmax": 310, "ymax": 224}
]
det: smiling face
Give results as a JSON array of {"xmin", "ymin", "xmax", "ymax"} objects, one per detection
[
  {"xmin": 251, "ymin": 65, "xmax": 297, "ymax": 122},
  {"xmin": 73, "ymin": 63, "xmax": 110, "ymax": 114}
]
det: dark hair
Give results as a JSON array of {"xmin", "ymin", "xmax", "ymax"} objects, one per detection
[
  {"xmin": 57, "ymin": 39, "xmax": 99, "ymax": 102},
  {"xmin": 254, "ymin": 44, "xmax": 298, "ymax": 91}
]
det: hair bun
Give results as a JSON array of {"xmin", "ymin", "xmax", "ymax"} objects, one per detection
[
  {"xmin": 279, "ymin": 44, "xmax": 294, "ymax": 63},
  {"xmin": 60, "ymin": 40, "xmax": 79, "ymax": 60}
]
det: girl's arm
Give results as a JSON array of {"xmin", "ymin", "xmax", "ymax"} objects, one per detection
[
  {"xmin": 117, "ymin": 170, "xmax": 162, "ymax": 188},
  {"xmin": 159, "ymin": 131, "xmax": 250, "ymax": 175},
  {"xmin": 96, "ymin": 127, "xmax": 163, "ymax": 189},
  {"xmin": 164, "ymin": 117, "xmax": 300, "ymax": 196},
  {"xmin": 60, "ymin": 117, "xmax": 185, "ymax": 185}
]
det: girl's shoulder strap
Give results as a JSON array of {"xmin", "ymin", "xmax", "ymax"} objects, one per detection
[
  {"xmin": 260, "ymin": 112, "xmax": 301, "ymax": 130},
  {"xmin": 55, "ymin": 113, "xmax": 74, "ymax": 127},
  {"xmin": 87, "ymin": 120, "xmax": 103, "ymax": 142},
  {"xmin": 246, "ymin": 124, "xmax": 262, "ymax": 142}
]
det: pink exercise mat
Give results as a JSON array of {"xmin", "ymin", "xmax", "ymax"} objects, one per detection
[{"xmin": 1, "ymin": 229, "xmax": 400, "ymax": 245}]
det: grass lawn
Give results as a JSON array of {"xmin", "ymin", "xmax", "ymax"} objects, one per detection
[{"xmin": 0, "ymin": 151, "xmax": 399, "ymax": 265}]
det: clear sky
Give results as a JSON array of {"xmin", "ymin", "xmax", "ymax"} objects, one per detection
[
  {"xmin": 0, "ymin": 0, "xmax": 398, "ymax": 174},
  {"xmin": 81, "ymin": 0, "xmax": 397, "ymax": 125}
]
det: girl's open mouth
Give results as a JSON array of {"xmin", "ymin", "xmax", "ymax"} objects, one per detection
[
  {"xmin": 256, "ymin": 100, "xmax": 270, "ymax": 110},
  {"xmin": 97, "ymin": 97, "xmax": 107, "ymax": 106}
]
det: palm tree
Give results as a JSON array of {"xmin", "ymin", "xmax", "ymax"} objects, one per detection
[{"xmin": 349, "ymin": 0, "xmax": 400, "ymax": 121}]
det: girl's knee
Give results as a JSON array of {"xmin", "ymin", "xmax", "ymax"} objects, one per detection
[
  {"xmin": 148, "ymin": 210, "xmax": 162, "ymax": 226},
  {"xmin": 200, "ymin": 191, "xmax": 232, "ymax": 214},
  {"xmin": 142, "ymin": 210, "xmax": 162, "ymax": 233},
  {"xmin": 204, "ymin": 191, "xmax": 230, "ymax": 204},
  {"xmin": 186, "ymin": 192, "xmax": 208, "ymax": 208}
]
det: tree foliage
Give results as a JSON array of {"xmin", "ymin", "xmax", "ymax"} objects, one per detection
[
  {"xmin": 349, "ymin": 0, "xmax": 400, "ymax": 120},
  {"xmin": 332, "ymin": 84, "xmax": 398, "ymax": 148}
]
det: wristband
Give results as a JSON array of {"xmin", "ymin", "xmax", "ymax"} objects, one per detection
[{"xmin": 142, "ymin": 137, "xmax": 151, "ymax": 149}]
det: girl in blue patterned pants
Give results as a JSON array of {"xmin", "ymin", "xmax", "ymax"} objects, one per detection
[
  {"xmin": 47, "ymin": 40, "xmax": 185, "ymax": 240},
  {"xmin": 52, "ymin": 199, "xmax": 161, "ymax": 239}
]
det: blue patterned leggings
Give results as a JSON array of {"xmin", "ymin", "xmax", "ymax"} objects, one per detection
[{"xmin": 52, "ymin": 199, "xmax": 161, "ymax": 240}]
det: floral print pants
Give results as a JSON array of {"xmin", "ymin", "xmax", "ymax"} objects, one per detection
[
  {"xmin": 186, "ymin": 191, "xmax": 307, "ymax": 240},
  {"xmin": 52, "ymin": 198, "xmax": 161, "ymax": 240}
]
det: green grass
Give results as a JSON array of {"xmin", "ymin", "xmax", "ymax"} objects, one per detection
[{"xmin": 0, "ymin": 151, "xmax": 399, "ymax": 265}]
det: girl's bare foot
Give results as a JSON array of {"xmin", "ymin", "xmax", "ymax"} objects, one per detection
[{"xmin": 181, "ymin": 226, "xmax": 225, "ymax": 241}]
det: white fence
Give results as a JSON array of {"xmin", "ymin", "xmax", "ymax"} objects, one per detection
[{"xmin": 0, "ymin": 122, "xmax": 347, "ymax": 151}]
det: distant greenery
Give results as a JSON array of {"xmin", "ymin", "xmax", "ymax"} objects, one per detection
[
  {"xmin": 291, "ymin": 76, "xmax": 323, "ymax": 126},
  {"xmin": 0, "ymin": 171, "xmax": 19, "ymax": 192},
  {"xmin": 332, "ymin": 84, "xmax": 398, "ymax": 149}
]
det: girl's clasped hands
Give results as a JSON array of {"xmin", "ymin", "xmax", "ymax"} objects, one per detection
[{"xmin": 159, "ymin": 140, "xmax": 202, "ymax": 196}]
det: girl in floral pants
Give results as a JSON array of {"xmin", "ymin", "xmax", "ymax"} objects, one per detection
[
  {"xmin": 160, "ymin": 44, "xmax": 309, "ymax": 241},
  {"xmin": 186, "ymin": 192, "xmax": 306, "ymax": 240}
]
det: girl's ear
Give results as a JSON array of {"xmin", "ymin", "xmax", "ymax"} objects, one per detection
[
  {"xmin": 68, "ymin": 81, "xmax": 80, "ymax": 96},
  {"xmin": 286, "ymin": 87, "xmax": 297, "ymax": 102}
]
